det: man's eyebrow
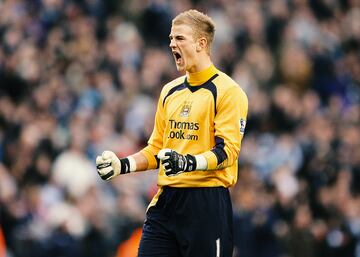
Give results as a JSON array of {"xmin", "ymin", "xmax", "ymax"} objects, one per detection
[{"xmin": 169, "ymin": 35, "xmax": 185, "ymax": 39}]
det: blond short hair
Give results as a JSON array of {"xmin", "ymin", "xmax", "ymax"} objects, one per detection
[{"xmin": 172, "ymin": 9, "xmax": 215, "ymax": 53}]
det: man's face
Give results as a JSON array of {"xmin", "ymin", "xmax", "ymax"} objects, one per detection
[{"xmin": 169, "ymin": 24, "xmax": 198, "ymax": 73}]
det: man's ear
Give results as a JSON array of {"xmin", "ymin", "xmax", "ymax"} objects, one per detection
[{"xmin": 196, "ymin": 37, "xmax": 208, "ymax": 51}]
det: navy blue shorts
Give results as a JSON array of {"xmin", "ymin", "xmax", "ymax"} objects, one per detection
[{"xmin": 138, "ymin": 186, "xmax": 233, "ymax": 257}]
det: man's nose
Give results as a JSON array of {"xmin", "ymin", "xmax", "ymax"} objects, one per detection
[{"xmin": 169, "ymin": 39, "xmax": 176, "ymax": 48}]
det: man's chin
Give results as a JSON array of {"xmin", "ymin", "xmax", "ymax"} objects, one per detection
[{"xmin": 175, "ymin": 65, "xmax": 186, "ymax": 73}]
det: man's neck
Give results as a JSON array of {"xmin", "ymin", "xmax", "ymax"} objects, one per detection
[
  {"xmin": 186, "ymin": 54, "xmax": 212, "ymax": 74},
  {"xmin": 186, "ymin": 63, "xmax": 217, "ymax": 86}
]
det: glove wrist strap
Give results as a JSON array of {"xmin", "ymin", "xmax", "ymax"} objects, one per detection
[
  {"xmin": 120, "ymin": 156, "xmax": 137, "ymax": 174},
  {"xmin": 127, "ymin": 156, "xmax": 137, "ymax": 172},
  {"xmin": 185, "ymin": 154, "xmax": 197, "ymax": 172},
  {"xmin": 194, "ymin": 154, "xmax": 207, "ymax": 170},
  {"xmin": 120, "ymin": 158, "xmax": 131, "ymax": 174}
]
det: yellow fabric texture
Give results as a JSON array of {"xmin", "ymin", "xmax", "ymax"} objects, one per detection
[{"xmin": 141, "ymin": 64, "xmax": 248, "ymax": 192}]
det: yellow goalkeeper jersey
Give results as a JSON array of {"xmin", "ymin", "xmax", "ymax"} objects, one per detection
[{"xmin": 141, "ymin": 64, "xmax": 248, "ymax": 189}]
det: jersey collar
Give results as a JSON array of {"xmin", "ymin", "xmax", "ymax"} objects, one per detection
[{"xmin": 186, "ymin": 64, "xmax": 218, "ymax": 86}]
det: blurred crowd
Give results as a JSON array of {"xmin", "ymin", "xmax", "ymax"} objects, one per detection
[{"xmin": 0, "ymin": 0, "xmax": 359, "ymax": 256}]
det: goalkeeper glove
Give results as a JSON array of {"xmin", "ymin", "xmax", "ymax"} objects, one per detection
[
  {"xmin": 96, "ymin": 151, "xmax": 131, "ymax": 180},
  {"xmin": 158, "ymin": 149, "xmax": 197, "ymax": 176}
]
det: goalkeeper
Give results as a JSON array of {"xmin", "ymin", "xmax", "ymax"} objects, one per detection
[{"xmin": 96, "ymin": 9, "xmax": 248, "ymax": 257}]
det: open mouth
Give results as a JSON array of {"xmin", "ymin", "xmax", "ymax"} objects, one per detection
[{"xmin": 173, "ymin": 51, "xmax": 182, "ymax": 64}]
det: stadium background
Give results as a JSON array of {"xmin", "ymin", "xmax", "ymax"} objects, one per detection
[{"xmin": 0, "ymin": 0, "xmax": 359, "ymax": 256}]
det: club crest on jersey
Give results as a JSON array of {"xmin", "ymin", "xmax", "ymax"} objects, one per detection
[
  {"xmin": 180, "ymin": 101, "xmax": 192, "ymax": 117},
  {"xmin": 239, "ymin": 118, "xmax": 246, "ymax": 134}
]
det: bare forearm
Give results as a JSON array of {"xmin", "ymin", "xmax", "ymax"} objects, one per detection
[{"xmin": 129, "ymin": 152, "xmax": 149, "ymax": 172}]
